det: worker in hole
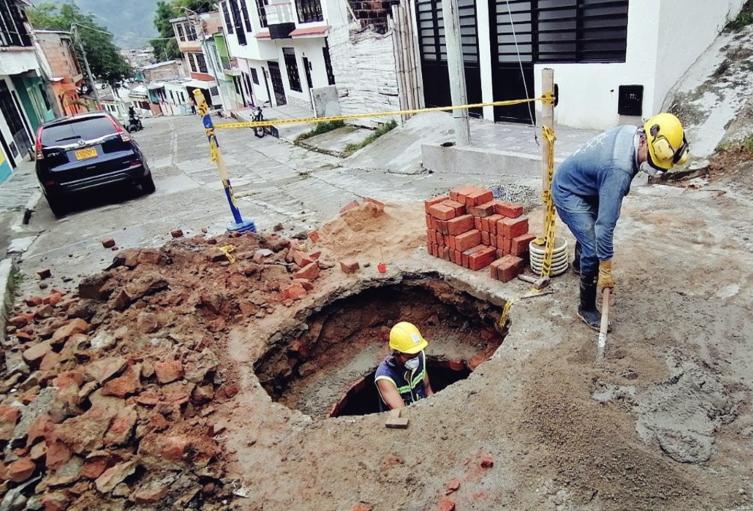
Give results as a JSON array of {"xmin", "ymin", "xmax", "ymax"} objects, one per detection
[
  {"xmin": 553, "ymin": 113, "xmax": 689, "ymax": 331},
  {"xmin": 374, "ymin": 322, "xmax": 435, "ymax": 410}
]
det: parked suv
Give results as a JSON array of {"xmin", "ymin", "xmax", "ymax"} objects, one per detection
[{"xmin": 35, "ymin": 113, "xmax": 155, "ymax": 217}]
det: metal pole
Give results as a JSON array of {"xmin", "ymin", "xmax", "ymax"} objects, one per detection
[
  {"xmin": 440, "ymin": 0, "xmax": 470, "ymax": 146},
  {"xmin": 193, "ymin": 89, "xmax": 256, "ymax": 233},
  {"xmin": 72, "ymin": 24, "xmax": 101, "ymax": 110}
]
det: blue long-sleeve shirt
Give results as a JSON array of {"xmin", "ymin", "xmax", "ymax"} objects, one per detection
[{"xmin": 552, "ymin": 125, "xmax": 639, "ymax": 261}]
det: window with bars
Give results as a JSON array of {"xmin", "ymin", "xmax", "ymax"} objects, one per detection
[
  {"xmin": 229, "ymin": 0, "xmax": 247, "ymax": 44},
  {"xmin": 416, "ymin": 0, "xmax": 478, "ymax": 64},
  {"xmin": 222, "ymin": 1, "xmax": 234, "ymax": 33},
  {"xmin": 323, "ymin": 42, "xmax": 335, "ymax": 85},
  {"xmin": 240, "ymin": 0, "xmax": 253, "ymax": 32},
  {"xmin": 250, "ymin": 68, "xmax": 259, "ymax": 84},
  {"xmin": 296, "ymin": 0, "xmax": 323, "ymax": 24},
  {"xmin": 187, "ymin": 54, "xmax": 198, "ymax": 73},
  {"xmin": 185, "ymin": 22, "xmax": 198, "ymax": 41},
  {"xmin": 0, "ymin": 0, "xmax": 31, "ymax": 47},
  {"xmin": 195, "ymin": 53, "xmax": 208, "ymax": 73},
  {"xmin": 492, "ymin": 0, "xmax": 629, "ymax": 64},
  {"xmin": 176, "ymin": 24, "xmax": 186, "ymax": 41},
  {"xmin": 282, "ymin": 48, "xmax": 301, "ymax": 92},
  {"xmin": 256, "ymin": 0, "xmax": 269, "ymax": 28}
]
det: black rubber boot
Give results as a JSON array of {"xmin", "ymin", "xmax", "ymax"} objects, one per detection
[
  {"xmin": 577, "ymin": 272, "xmax": 601, "ymax": 331},
  {"xmin": 572, "ymin": 241, "xmax": 581, "ymax": 275}
]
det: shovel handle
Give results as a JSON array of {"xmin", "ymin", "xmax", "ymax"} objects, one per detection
[{"xmin": 597, "ymin": 288, "xmax": 610, "ymax": 359}]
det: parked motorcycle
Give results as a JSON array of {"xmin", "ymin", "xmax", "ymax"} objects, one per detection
[{"xmin": 127, "ymin": 115, "xmax": 143, "ymax": 133}]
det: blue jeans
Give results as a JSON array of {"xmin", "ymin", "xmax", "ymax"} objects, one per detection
[{"xmin": 554, "ymin": 192, "xmax": 599, "ymax": 276}]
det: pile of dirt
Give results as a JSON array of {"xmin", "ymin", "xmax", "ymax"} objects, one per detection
[{"xmin": 0, "ymin": 230, "xmax": 330, "ymax": 509}]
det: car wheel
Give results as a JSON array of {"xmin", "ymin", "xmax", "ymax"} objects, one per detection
[
  {"xmin": 140, "ymin": 175, "xmax": 156, "ymax": 194},
  {"xmin": 46, "ymin": 195, "xmax": 67, "ymax": 218}
]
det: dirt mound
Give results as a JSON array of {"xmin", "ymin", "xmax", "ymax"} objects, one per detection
[
  {"xmin": 317, "ymin": 199, "xmax": 425, "ymax": 262},
  {"xmin": 0, "ymin": 230, "xmax": 330, "ymax": 509}
]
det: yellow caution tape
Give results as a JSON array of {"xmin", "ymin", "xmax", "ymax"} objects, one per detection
[
  {"xmin": 534, "ymin": 125, "xmax": 558, "ymax": 279},
  {"xmin": 214, "ymin": 97, "xmax": 547, "ymax": 130}
]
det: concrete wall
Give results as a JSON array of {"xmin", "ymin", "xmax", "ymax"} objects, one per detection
[
  {"xmin": 143, "ymin": 62, "xmax": 182, "ymax": 83},
  {"xmin": 327, "ymin": 23, "xmax": 400, "ymax": 126},
  {"xmin": 531, "ymin": 0, "xmax": 746, "ymax": 129}
]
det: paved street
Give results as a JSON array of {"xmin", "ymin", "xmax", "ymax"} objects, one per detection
[{"xmin": 17, "ymin": 114, "xmax": 533, "ymax": 296}]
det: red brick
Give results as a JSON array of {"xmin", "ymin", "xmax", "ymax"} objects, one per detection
[
  {"xmin": 439, "ymin": 246, "xmax": 450, "ymax": 260},
  {"xmin": 428, "ymin": 203, "xmax": 456, "ymax": 221},
  {"xmin": 473, "ymin": 216, "xmax": 481, "ymax": 230},
  {"xmin": 445, "ymin": 478, "xmax": 461, "ymax": 494},
  {"xmin": 487, "ymin": 214, "xmax": 503, "ymax": 235},
  {"xmin": 466, "ymin": 189, "xmax": 493, "ymax": 206},
  {"xmin": 511, "ymin": 233, "xmax": 537, "ymax": 257},
  {"xmin": 468, "ymin": 246, "xmax": 496, "ymax": 271},
  {"xmin": 461, "ymin": 252, "xmax": 469, "ymax": 268},
  {"xmin": 449, "ymin": 186, "xmax": 476, "ymax": 204},
  {"xmin": 455, "ymin": 230, "xmax": 481, "ymax": 252},
  {"xmin": 7, "ymin": 458, "xmax": 35, "ymax": 482},
  {"xmin": 101, "ymin": 238, "xmax": 116, "ymax": 249},
  {"xmin": 307, "ymin": 230, "xmax": 320, "ymax": 243},
  {"xmin": 446, "ymin": 214, "xmax": 474, "ymax": 236},
  {"xmin": 425, "ymin": 214, "xmax": 432, "ymax": 229},
  {"xmin": 500, "ymin": 216, "xmax": 529, "ymax": 239},
  {"xmin": 37, "ymin": 268, "xmax": 51, "ymax": 280},
  {"xmin": 340, "ymin": 259, "xmax": 360, "ymax": 274},
  {"xmin": 170, "ymin": 229, "xmax": 184, "ymax": 238},
  {"xmin": 469, "ymin": 201, "xmax": 495, "ymax": 217},
  {"xmin": 424, "ymin": 194, "xmax": 449, "ymax": 213},
  {"xmin": 442, "ymin": 199, "xmax": 466, "ymax": 217},
  {"xmin": 291, "ymin": 250, "xmax": 314, "ymax": 268},
  {"xmin": 494, "ymin": 201, "xmax": 524, "ymax": 218},
  {"xmin": 489, "ymin": 260, "xmax": 499, "ymax": 280},
  {"xmin": 448, "ymin": 236, "xmax": 455, "ymax": 251},
  {"xmin": 294, "ymin": 262, "xmax": 320, "ymax": 281},
  {"xmin": 438, "ymin": 497, "xmax": 456, "ymax": 511},
  {"xmin": 435, "ymin": 219, "xmax": 449, "ymax": 235},
  {"xmin": 496, "ymin": 249, "xmax": 505, "ymax": 259},
  {"xmin": 155, "ymin": 360, "xmax": 184, "ymax": 384},
  {"xmin": 428, "ymin": 230, "xmax": 435, "ymax": 243},
  {"xmin": 481, "ymin": 231, "xmax": 490, "ymax": 245},
  {"xmin": 496, "ymin": 255, "xmax": 525, "ymax": 282}
]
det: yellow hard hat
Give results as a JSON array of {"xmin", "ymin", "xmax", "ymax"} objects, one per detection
[
  {"xmin": 644, "ymin": 113, "xmax": 689, "ymax": 170},
  {"xmin": 389, "ymin": 322, "xmax": 428, "ymax": 354}
]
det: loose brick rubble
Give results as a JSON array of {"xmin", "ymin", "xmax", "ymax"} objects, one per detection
[
  {"xmin": 425, "ymin": 186, "xmax": 533, "ymax": 281},
  {"xmin": 0, "ymin": 229, "xmax": 335, "ymax": 509}
]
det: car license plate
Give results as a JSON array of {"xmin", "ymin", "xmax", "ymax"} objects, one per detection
[{"xmin": 74, "ymin": 147, "xmax": 97, "ymax": 160}]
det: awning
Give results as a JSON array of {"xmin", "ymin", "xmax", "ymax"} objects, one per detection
[
  {"xmin": 184, "ymin": 79, "xmax": 217, "ymax": 90},
  {"xmin": 290, "ymin": 25, "xmax": 329, "ymax": 38}
]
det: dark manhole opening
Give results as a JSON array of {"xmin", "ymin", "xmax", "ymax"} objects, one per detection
[
  {"xmin": 254, "ymin": 275, "xmax": 506, "ymax": 419},
  {"xmin": 332, "ymin": 358, "xmax": 473, "ymax": 417}
]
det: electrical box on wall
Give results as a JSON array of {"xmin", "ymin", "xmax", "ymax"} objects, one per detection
[{"xmin": 618, "ymin": 85, "xmax": 643, "ymax": 116}]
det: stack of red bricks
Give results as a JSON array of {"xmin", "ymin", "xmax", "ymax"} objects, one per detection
[{"xmin": 424, "ymin": 186, "xmax": 537, "ymax": 282}]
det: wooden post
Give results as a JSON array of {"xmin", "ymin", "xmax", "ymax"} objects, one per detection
[{"xmin": 540, "ymin": 68, "xmax": 555, "ymax": 191}]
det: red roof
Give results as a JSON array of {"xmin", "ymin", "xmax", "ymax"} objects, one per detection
[
  {"xmin": 255, "ymin": 31, "xmax": 271, "ymax": 39},
  {"xmin": 290, "ymin": 25, "xmax": 329, "ymax": 37}
]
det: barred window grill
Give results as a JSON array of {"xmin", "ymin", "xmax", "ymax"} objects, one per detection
[
  {"xmin": 256, "ymin": 0, "xmax": 269, "ymax": 28},
  {"xmin": 323, "ymin": 41, "xmax": 335, "ymax": 85},
  {"xmin": 240, "ymin": 0, "xmax": 253, "ymax": 32},
  {"xmin": 195, "ymin": 53, "xmax": 208, "ymax": 73},
  {"xmin": 296, "ymin": 0, "xmax": 323, "ymax": 24},
  {"xmin": 229, "ymin": 0, "xmax": 248, "ymax": 44},
  {"xmin": 222, "ymin": 1, "xmax": 234, "ymax": 33},
  {"xmin": 493, "ymin": 0, "xmax": 629, "ymax": 64},
  {"xmin": 0, "ymin": 0, "xmax": 31, "ymax": 48},
  {"xmin": 283, "ymin": 47, "xmax": 302, "ymax": 92}
]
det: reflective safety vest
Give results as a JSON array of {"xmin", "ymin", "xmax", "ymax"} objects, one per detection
[{"xmin": 374, "ymin": 351, "xmax": 427, "ymax": 410}]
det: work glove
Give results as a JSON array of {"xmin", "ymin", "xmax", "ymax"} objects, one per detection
[{"xmin": 598, "ymin": 260, "xmax": 615, "ymax": 291}]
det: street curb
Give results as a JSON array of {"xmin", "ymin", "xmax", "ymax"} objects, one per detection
[
  {"xmin": 0, "ymin": 257, "xmax": 16, "ymax": 339},
  {"xmin": 23, "ymin": 189, "xmax": 42, "ymax": 225}
]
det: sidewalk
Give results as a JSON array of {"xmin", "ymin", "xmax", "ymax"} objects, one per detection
[{"xmin": 0, "ymin": 160, "xmax": 42, "ymax": 257}]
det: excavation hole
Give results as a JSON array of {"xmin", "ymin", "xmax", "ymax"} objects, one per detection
[{"xmin": 254, "ymin": 275, "xmax": 505, "ymax": 419}]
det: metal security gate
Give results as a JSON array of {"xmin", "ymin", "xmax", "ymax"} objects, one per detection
[
  {"xmin": 267, "ymin": 61, "xmax": 287, "ymax": 106},
  {"xmin": 416, "ymin": 0, "xmax": 482, "ymax": 117}
]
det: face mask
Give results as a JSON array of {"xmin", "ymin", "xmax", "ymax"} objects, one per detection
[
  {"xmin": 404, "ymin": 356, "xmax": 420, "ymax": 372},
  {"xmin": 640, "ymin": 160, "xmax": 664, "ymax": 178}
]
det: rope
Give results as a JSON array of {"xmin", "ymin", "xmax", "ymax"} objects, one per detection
[
  {"xmin": 503, "ymin": 0, "xmax": 538, "ymax": 145},
  {"xmin": 213, "ymin": 97, "xmax": 545, "ymax": 130}
]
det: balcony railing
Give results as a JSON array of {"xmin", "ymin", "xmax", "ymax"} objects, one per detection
[
  {"xmin": 296, "ymin": 0, "xmax": 323, "ymax": 24},
  {"xmin": 266, "ymin": 1, "xmax": 296, "ymax": 39}
]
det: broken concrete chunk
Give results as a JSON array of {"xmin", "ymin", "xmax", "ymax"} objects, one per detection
[
  {"xmin": 85, "ymin": 357, "xmax": 127, "ymax": 384},
  {"xmin": 101, "ymin": 365, "xmax": 141, "ymax": 398},
  {"xmin": 155, "ymin": 360, "xmax": 184, "ymax": 384},
  {"xmin": 95, "ymin": 459, "xmax": 137, "ymax": 494},
  {"xmin": 4, "ymin": 350, "xmax": 30, "ymax": 377},
  {"xmin": 22, "ymin": 341, "xmax": 52, "ymax": 365},
  {"xmin": 46, "ymin": 455, "xmax": 83, "ymax": 487},
  {"xmin": 90, "ymin": 330, "xmax": 116, "ymax": 351},
  {"xmin": 184, "ymin": 349, "xmax": 219, "ymax": 383},
  {"xmin": 385, "ymin": 409, "xmax": 409, "ymax": 429},
  {"xmin": 50, "ymin": 319, "xmax": 89, "ymax": 346},
  {"xmin": 103, "ymin": 406, "xmax": 137, "ymax": 446},
  {"xmin": 78, "ymin": 273, "xmax": 113, "ymax": 300},
  {"xmin": 0, "ymin": 405, "xmax": 21, "ymax": 441}
]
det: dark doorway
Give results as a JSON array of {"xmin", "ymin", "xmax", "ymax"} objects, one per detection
[
  {"xmin": 0, "ymin": 80, "xmax": 30, "ymax": 158},
  {"xmin": 488, "ymin": 0, "xmax": 535, "ymax": 124},
  {"xmin": 302, "ymin": 56, "xmax": 312, "ymax": 92},
  {"xmin": 262, "ymin": 67, "xmax": 273, "ymax": 106},
  {"xmin": 415, "ymin": 0, "xmax": 482, "ymax": 117},
  {"xmin": 267, "ymin": 61, "xmax": 287, "ymax": 106}
]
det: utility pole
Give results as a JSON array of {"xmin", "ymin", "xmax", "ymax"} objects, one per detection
[
  {"xmin": 185, "ymin": 8, "xmax": 227, "ymax": 112},
  {"xmin": 72, "ymin": 24, "xmax": 101, "ymax": 110},
  {"xmin": 440, "ymin": 0, "xmax": 470, "ymax": 146}
]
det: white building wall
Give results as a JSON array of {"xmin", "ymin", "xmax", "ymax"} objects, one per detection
[{"xmin": 532, "ymin": 0, "xmax": 746, "ymax": 129}]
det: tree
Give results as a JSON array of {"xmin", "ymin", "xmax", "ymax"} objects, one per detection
[
  {"xmin": 28, "ymin": 3, "xmax": 132, "ymax": 88},
  {"xmin": 151, "ymin": 0, "xmax": 215, "ymax": 62}
]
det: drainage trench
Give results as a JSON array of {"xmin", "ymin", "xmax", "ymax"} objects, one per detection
[{"xmin": 254, "ymin": 276, "xmax": 505, "ymax": 418}]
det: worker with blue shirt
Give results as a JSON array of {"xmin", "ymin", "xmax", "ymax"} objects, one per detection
[
  {"xmin": 553, "ymin": 113, "xmax": 689, "ymax": 331},
  {"xmin": 375, "ymin": 322, "xmax": 434, "ymax": 410}
]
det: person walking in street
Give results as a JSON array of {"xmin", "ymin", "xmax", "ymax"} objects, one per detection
[
  {"xmin": 553, "ymin": 113, "xmax": 689, "ymax": 330},
  {"xmin": 375, "ymin": 322, "xmax": 434, "ymax": 410}
]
